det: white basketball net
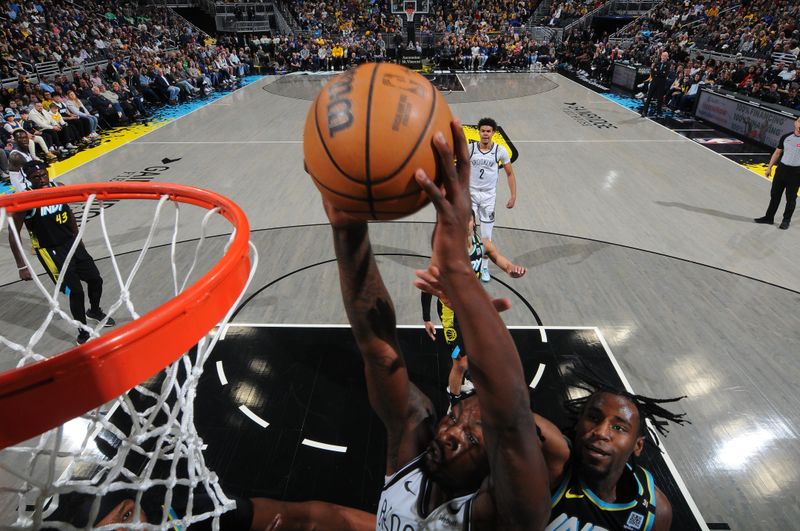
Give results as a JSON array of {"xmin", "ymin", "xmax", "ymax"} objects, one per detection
[{"xmin": 0, "ymin": 193, "xmax": 258, "ymax": 529}]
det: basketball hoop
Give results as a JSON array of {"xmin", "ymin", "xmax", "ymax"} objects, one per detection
[
  {"xmin": 404, "ymin": 6, "xmax": 416, "ymax": 21},
  {"xmin": 0, "ymin": 182, "xmax": 257, "ymax": 528}
]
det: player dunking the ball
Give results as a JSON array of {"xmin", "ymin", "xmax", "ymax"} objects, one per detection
[
  {"xmin": 469, "ymin": 117, "xmax": 517, "ymax": 282},
  {"xmin": 323, "ymin": 119, "xmax": 550, "ymax": 530}
]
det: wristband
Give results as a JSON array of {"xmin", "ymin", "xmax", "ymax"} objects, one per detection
[{"xmin": 18, "ymin": 266, "xmax": 28, "ymax": 270}]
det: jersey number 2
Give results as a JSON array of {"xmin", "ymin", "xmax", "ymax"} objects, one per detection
[{"xmin": 478, "ymin": 169, "xmax": 485, "ymax": 179}]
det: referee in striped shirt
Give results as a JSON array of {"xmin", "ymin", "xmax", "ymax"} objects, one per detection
[{"xmin": 755, "ymin": 117, "xmax": 800, "ymax": 230}]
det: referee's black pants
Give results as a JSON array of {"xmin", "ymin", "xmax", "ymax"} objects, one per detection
[
  {"xmin": 35, "ymin": 242, "xmax": 103, "ymax": 325},
  {"xmin": 765, "ymin": 163, "xmax": 800, "ymax": 222},
  {"xmin": 641, "ymin": 80, "xmax": 667, "ymax": 116}
]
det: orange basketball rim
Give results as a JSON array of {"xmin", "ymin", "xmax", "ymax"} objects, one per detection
[{"xmin": 0, "ymin": 183, "xmax": 251, "ymax": 449}]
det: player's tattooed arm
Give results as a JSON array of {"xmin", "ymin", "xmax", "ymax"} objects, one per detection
[{"xmin": 328, "ymin": 209, "xmax": 433, "ymax": 474}]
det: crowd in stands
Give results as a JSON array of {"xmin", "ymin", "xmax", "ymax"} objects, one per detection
[
  {"xmin": 545, "ymin": 0, "xmax": 604, "ymax": 28},
  {"xmin": 286, "ymin": 0, "xmax": 402, "ymax": 38},
  {"xmin": 555, "ymin": 0, "xmax": 800, "ymax": 111},
  {"xmin": 1, "ymin": 1, "xmax": 256, "ymax": 183},
  {"xmin": 420, "ymin": 0, "xmax": 535, "ymax": 34}
]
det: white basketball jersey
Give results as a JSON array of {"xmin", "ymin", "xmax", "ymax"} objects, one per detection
[
  {"xmin": 377, "ymin": 455, "xmax": 476, "ymax": 531},
  {"xmin": 9, "ymin": 149, "xmax": 32, "ymax": 192},
  {"xmin": 469, "ymin": 142, "xmax": 509, "ymax": 193}
]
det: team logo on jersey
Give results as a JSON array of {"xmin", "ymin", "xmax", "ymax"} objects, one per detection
[
  {"xmin": 624, "ymin": 512, "xmax": 645, "ymax": 530},
  {"xmin": 564, "ymin": 488, "xmax": 585, "ymax": 499},
  {"xmin": 462, "ymin": 125, "xmax": 518, "ymax": 163}
]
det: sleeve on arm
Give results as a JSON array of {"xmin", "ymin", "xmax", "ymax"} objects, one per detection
[
  {"xmin": 778, "ymin": 133, "xmax": 789, "ymax": 150},
  {"xmin": 421, "ymin": 291, "xmax": 433, "ymax": 322}
]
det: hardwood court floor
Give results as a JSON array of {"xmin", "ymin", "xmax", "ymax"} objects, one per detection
[{"xmin": 1, "ymin": 72, "xmax": 798, "ymax": 528}]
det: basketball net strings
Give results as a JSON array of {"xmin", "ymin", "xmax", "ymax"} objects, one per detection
[{"xmin": 0, "ymin": 197, "xmax": 259, "ymax": 530}]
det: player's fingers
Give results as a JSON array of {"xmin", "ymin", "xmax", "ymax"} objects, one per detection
[
  {"xmin": 431, "ymin": 131, "xmax": 457, "ymax": 187},
  {"xmin": 415, "ymin": 168, "xmax": 447, "ymax": 208},
  {"xmin": 450, "ymin": 119, "xmax": 469, "ymax": 179},
  {"xmin": 492, "ymin": 297, "xmax": 512, "ymax": 313}
]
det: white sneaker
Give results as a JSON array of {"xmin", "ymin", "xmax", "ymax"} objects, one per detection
[
  {"xmin": 66, "ymin": 143, "xmax": 77, "ymax": 149},
  {"xmin": 480, "ymin": 267, "xmax": 490, "ymax": 283}
]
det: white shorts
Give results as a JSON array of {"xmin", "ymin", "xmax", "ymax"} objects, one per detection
[{"xmin": 470, "ymin": 189, "xmax": 496, "ymax": 225}]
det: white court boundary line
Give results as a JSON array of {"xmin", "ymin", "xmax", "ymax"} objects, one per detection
[
  {"xmin": 558, "ymin": 73, "xmax": 776, "ymax": 185},
  {"xmin": 301, "ymin": 439, "xmax": 348, "ymax": 453},
  {"xmin": 216, "ymin": 322, "xmax": 709, "ymax": 528},
  {"xmin": 593, "ymin": 326, "xmax": 710, "ymax": 531}
]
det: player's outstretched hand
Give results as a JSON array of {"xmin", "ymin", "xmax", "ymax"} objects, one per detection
[
  {"xmin": 423, "ymin": 320, "xmax": 436, "ymax": 341},
  {"xmin": 508, "ymin": 264, "xmax": 527, "ymax": 278},
  {"xmin": 322, "ymin": 199, "xmax": 365, "ymax": 230},
  {"xmin": 415, "ymin": 265, "xmax": 511, "ymax": 313},
  {"xmin": 414, "ymin": 119, "xmax": 472, "ymax": 271},
  {"xmin": 18, "ymin": 265, "xmax": 32, "ymax": 281}
]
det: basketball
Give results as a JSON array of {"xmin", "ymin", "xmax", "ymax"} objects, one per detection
[{"xmin": 303, "ymin": 63, "xmax": 454, "ymax": 220}]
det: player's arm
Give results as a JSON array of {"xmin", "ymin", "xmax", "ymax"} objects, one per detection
[
  {"xmin": 415, "ymin": 121, "xmax": 550, "ymax": 529},
  {"xmin": 7, "ymin": 212, "xmax": 32, "ymax": 280},
  {"xmin": 250, "ymin": 498, "xmax": 376, "ymax": 531},
  {"xmin": 483, "ymin": 238, "xmax": 526, "ymax": 278},
  {"xmin": 765, "ymin": 146, "xmax": 782, "ymax": 177},
  {"xmin": 326, "ymin": 205, "xmax": 435, "ymax": 474},
  {"xmin": 533, "ymin": 413, "xmax": 571, "ymax": 490},
  {"xmin": 421, "ymin": 290, "xmax": 436, "ymax": 340},
  {"xmin": 502, "ymin": 154, "xmax": 516, "ymax": 209},
  {"xmin": 652, "ymin": 487, "xmax": 673, "ymax": 531}
]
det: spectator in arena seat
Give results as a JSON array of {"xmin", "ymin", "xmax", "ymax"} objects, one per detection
[
  {"xmin": 27, "ymin": 101, "xmax": 74, "ymax": 153},
  {"xmin": 128, "ymin": 68, "xmax": 160, "ymax": 104},
  {"xmin": 109, "ymin": 82, "xmax": 140, "ymax": 120},
  {"xmin": 47, "ymin": 103, "xmax": 83, "ymax": 147},
  {"xmin": 761, "ymin": 82, "xmax": 782, "ymax": 104},
  {"xmin": 3, "ymin": 111, "xmax": 55, "ymax": 161},
  {"xmin": 50, "ymin": 94, "xmax": 92, "ymax": 144},
  {"xmin": 64, "ymin": 91, "xmax": 99, "ymax": 139},
  {"xmin": 152, "ymin": 67, "xmax": 180, "ymax": 104},
  {"xmin": 89, "ymin": 86, "xmax": 125, "ymax": 126}
]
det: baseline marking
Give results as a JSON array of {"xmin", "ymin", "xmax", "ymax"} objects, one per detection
[
  {"xmin": 238, "ymin": 405, "xmax": 269, "ymax": 428},
  {"xmin": 529, "ymin": 363, "xmax": 546, "ymax": 389},
  {"xmin": 593, "ymin": 327, "xmax": 710, "ymax": 531},
  {"xmin": 301, "ymin": 439, "xmax": 348, "ymax": 453},
  {"xmin": 216, "ymin": 360, "xmax": 228, "ymax": 386}
]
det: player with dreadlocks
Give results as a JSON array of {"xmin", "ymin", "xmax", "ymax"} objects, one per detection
[{"xmin": 539, "ymin": 367, "xmax": 689, "ymax": 531}]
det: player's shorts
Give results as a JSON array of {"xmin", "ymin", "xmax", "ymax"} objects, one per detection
[
  {"xmin": 437, "ymin": 300, "xmax": 466, "ymax": 359},
  {"xmin": 470, "ymin": 189, "xmax": 496, "ymax": 225},
  {"xmin": 35, "ymin": 241, "xmax": 101, "ymax": 294}
]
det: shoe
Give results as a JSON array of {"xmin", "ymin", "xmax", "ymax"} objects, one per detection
[
  {"xmin": 86, "ymin": 308, "xmax": 116, "ymax": 327},
  {"xmin": 480, "ymin": 267, "xmax": 490, "ymax": 283},
  {"xmin": 66, "ymin": 143, "xmax": 77, "ymax": 149},
  {"xmin": 44, "ymin": 152, "xmax": 57, "ymax": 160},
  {"xmin": 89, "ymin": 132, "xmax": 99, "ymax": 138},
  {"xmin": 754, "ymin": 216, "xmax": 774, "ymax": 224},
  {"xmin": 779, "ymin": 220, "xmax": 790, "ymax": 230},
  {"xmin": 77, "ymin": 329, "xmax": 91, "ymax": 345}
]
